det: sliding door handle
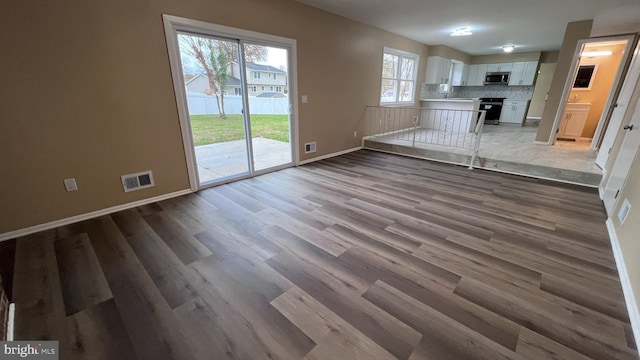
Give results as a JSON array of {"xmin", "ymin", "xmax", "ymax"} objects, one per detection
[{"xmin": 623, "ymin": 124, "xmax": 634, "ymax": 130}]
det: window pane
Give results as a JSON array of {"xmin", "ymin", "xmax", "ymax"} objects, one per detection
[
  {"xmin": 399, "ymin": 81, "xmax": 414, "ymax": 102},
  {"xmin": 401, "ymin": 58, "xmax": 415, "ymax": 80},
  {"xmin": 382, "ymin": 54, "xmax": 398, "ymax": 79},
  {"xmin": 380, "ymin": 79, "xmax": 397, "ymax": 103}
]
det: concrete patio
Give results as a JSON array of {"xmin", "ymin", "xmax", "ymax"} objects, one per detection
[{"xmin": 195, "ymin": 137, "xmax": 292, "ymax": 184}]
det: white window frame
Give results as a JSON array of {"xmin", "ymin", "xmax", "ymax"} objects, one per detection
[
  {"xmin": 162, "ymin": 14, "xmax": 299, "ymax": 190},
  {"xmin": 380, "ymin": 47, "xmax": 419, "ymax": 106}
]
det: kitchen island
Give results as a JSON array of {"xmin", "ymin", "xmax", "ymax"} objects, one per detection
[{"xmin": 420, "ymin": 98, "xmax": 481, "ymax": 133}]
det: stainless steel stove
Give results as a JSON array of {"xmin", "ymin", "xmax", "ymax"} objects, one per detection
[{"xmin": 479, "ymin": 97, "xmax": 506, "ymax": 125}]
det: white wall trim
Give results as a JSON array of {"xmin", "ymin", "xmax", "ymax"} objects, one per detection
[
  {"xmin": 606, "ymin": 218, "xmax": 640, "ymax": 350},
  {"xmin": 298, "ymin": 146, "xmax": 362, "ymax": 165},
  {"xmin": 533, "ymin": 140, "xmax": 552, "ymax": 145},
  {"xmin": 0, "ymin": 189, "xmax": 192, "ymax": 242}
]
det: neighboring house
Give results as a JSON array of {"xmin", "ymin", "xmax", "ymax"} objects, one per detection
[
  {"xmin": 185, "ymin": 62, "xmax": 288, "ymax": 97},
  {"xmin": 184, "ymin": 74, "xmax": 209, "ymax": 94},
  {"xmin": 184, "ymin": 73, "xmax": 242, "ymax": 95},
  {"xmin": 235, "ymin": 62, "xmax": 288, "ymax": 96}
]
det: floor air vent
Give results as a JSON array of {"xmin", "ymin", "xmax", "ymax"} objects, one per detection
[{"xmin": 121, "ymin": 171, "xmax": 154, "ymax": 192}]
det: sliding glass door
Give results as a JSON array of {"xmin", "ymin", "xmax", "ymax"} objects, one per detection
[
  {"xmin": 178, "ymin": 33, "xmax": 250, "ymax": 184},
  {"xmin": 243, "ymin": 43, "xmax": 292, "ymax": 172},
  {"xmin": 166, "ymin": 18, "xmax": 295, "ymax": 189}
]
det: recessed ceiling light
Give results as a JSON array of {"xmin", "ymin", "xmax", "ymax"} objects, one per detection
[
  {"xmin": 503, "ymin": 45, "xmax": 515, "ymax": 53},
  {"xmin": 581, "ymin": 50, "xmax": 612, "ymax": 57},
  {"xmin": 451, "ymin": 27, "xmax": 472, "ymax": 36}
]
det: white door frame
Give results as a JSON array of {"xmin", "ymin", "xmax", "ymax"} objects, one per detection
[
  {"xmin": 591, "ymin": 35, "xmax": 638, "ymax": 151},
  {"xmin": 602, "ymin": 95, "xmax": 640, "ymax": 214},
  {"xmin": 162, "ymin": 14, "xmax": 299, "ymax": 191},
  {"xmin": 546, "ymin": 34, "xmax": 635, "ymax": 146},
  {"xmin": 595, "ymin": 36, "xmax": 640, "ymax": 169}
]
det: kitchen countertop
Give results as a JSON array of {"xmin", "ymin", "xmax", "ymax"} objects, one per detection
[{"xmin": 420, "ymin": 98, "xmax": 480, "ymax": 102}]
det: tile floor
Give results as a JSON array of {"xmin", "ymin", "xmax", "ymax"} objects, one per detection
[
  {"xmin": 478, "ymin": 122, "xmax": 601, "ymax": 174},
  {"xmin": 364, "ymin": 121, "xmax": 604, "ymax": 186}
]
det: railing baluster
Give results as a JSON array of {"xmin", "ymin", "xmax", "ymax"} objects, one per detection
[{"xmin": 363, "ymin": 106, "xmax": 486, "ymax": 169}]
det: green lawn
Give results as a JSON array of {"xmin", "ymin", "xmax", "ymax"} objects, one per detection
[{"xmin": 190, "ymin": 114, "xmax": 289, "ymax": 146}]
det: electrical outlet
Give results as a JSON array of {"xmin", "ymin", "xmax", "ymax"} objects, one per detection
[
  {"xmin": 353, "ymin": 130, "xmax": 357, "ymax": 138},
  {"xmin": 301, "ymin": 95, "xmax": 308, "ymax": 104},
  {"xmin": 64, "ymin": 178, "xmax": 78, "ymax": 192}
]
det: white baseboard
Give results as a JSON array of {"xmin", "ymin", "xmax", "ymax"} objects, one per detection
[
  {"xmin": 0, "ymin": 189, "xmax": 192, "ymax": 242},
  {"xmin": 533, "ymin": 140, "xmax": 551, "ymax": 145},
  {"xmin": 606, "ymin": 218, "xmax": 640, "ymax": 350},
  {"xmin": 298, "ymin": 146, "xmax": 362, "ymax": 165}
]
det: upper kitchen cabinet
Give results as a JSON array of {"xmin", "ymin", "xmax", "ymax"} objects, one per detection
[
  {"xmin": 451, "ymin": 62, "xmax": 469, "ymax": 86},
  {"xmin": 486, "ymin": 63, "xmax": 513, "ymax": 73},
  {"xmin": 425, "ymin": 56, "xmax": 452, "ymax": 84},
  {"xmin": 466, "ymin": 64, "xmax": 488, "ymax": 86},
  {"xmin": 509, "ymin": 61, "xmax": 538, "ymax": 86}
]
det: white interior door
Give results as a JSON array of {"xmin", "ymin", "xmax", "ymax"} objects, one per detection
[
  {"xmin": 603, "ymin": 97, "xmax": 640, "ymax": 214},
  {"xmin": 596, "ymin": 39, "xmax": 640, "ymax": 169}
]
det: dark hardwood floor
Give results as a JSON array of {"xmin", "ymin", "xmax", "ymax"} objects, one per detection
[{"xmin": 9, "ymin": 150, "xmax": 639, "ymax": 359}]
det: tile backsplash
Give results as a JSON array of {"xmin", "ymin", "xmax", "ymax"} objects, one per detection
[{"xmin": 420, "ymin": 84, "xmax": 534, "ymax": 101}]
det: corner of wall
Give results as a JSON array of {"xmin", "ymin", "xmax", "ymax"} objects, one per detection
[{"xmin": 535, "ymin": 20, "xmax": 593, "ymax": 142}]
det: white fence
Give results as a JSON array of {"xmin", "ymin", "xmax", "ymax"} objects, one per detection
[{"xmin": 186, "ymin": 93, "xmax": 289, "ymax": 115}]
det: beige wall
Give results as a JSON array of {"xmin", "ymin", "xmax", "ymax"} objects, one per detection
[
  {"xmin": 471, "ymin": 51, "xmax": 541, "ymax": 64},
  {"xmin": 527, "ymin": 63, "xmax": 556, "ymax": 119},
  {"xmin": 591, "ymin": 1, "xmax": 640, "ymax": 37},
  {"xmin": 611, "ymin": 145, "xmax": 640, "ymax": 338},
  {"xmin": 0, "ymin": 0, "xmax": 428, "ymax": 234},
  {"xmin": 540, "ymin": 51, "xmax": 560, "ymax": 63},
  {"xmin": 536, "ymin": 20, "xmax": 593, "ymax": 142},
  {"xmin": 568, "ymin": 43, "xmax": 626, "ymax": 138},
  {"xmin": 429, "ymin": 45, "xmax": 472, "ymax": 64}
]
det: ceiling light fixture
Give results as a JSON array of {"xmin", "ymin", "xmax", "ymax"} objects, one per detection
[
  {"xmin": 581, "ymin": 50, "xmax": 613, "ymax": 57},
  {"xmin": 451, "ymin": 27, "xmax": 472, "ymax": 36},
  {"xmin": 503, "ymin": 45, "xmax": 515, "ymax": 53}
]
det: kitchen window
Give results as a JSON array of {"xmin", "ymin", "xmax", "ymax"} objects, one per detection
[{"xmin": 380, "ymin": 47, "xmax": 419, "ymax": 105}]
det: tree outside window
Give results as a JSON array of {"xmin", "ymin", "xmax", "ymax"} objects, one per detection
[{"xmin": 380, "ymin": 47, "xmax": 418, "ymax": 105}]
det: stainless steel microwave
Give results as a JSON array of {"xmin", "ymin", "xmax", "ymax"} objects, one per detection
[{"xmin": 484, "ymin": 72, "xmax": 510, "ymax": 85}]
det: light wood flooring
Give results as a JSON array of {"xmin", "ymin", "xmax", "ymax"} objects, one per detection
[{"xmin": 8, "ymin": 150, "xmax": 639, "ymax": 359}]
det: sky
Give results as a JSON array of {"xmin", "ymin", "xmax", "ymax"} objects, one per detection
[{"xmin": 178, "ymin": 34, "xmax": 288, "ymax": 75}]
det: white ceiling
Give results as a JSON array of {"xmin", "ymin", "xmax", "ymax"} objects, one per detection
[{"xmin": 294, "ymin": 0, "xmax": 622, "ymax": 55}]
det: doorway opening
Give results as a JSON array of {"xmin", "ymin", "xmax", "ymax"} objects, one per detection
[
  {"xmin": 163, "ymin": 15, "xmax": 297, "ymax": 190},
  {"xmin": 551, "ymin": 36, "xmax": 636, "ymax": 158}
]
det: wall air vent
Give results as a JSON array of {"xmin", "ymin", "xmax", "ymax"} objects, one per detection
[
  {"xmin": 304, "ymin": 141, "xmax": 317, "ymax": 154},
  {"xmin": 121, "ymin": 170, "xmax": 154, "ymax": 192}
]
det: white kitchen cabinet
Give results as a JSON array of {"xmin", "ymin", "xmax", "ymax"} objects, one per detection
[
  {"xmin": 508, "ymin": 61, "xmax": 538, "ymax": 86},
  {"xmin": 486, "ymin": 63, "xmax": 513, "ymax": 73},
  {"xmin": 466, "ymin": 64, "xmax": 488, "ymax": 86},
  {"xmin": 451, "ymin": 62, "xmax": 469, "ymax": 86},
  {"xmin": 557, "ymin": 103, "xmax": 591, "ymax": 140},
  {"xmin": 425, "ymin": 56, "xmax": 452, "ymax": 84},
  {"xmin": 500, "ymin": 100, "xmax": 529, "ymax": 125}
]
